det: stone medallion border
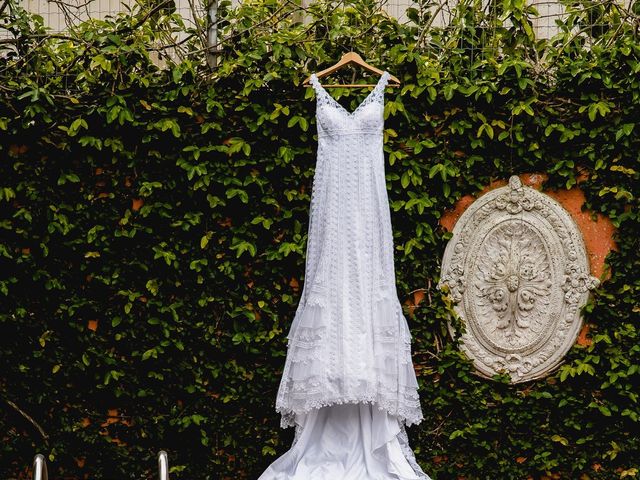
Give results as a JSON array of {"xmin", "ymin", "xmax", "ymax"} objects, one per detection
[{"xmin": 438, "ymin": 175, "xmax": 600, "ymax": 383}]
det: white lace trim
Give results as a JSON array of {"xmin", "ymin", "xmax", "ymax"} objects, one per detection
[
  {"xmin": 276, "ymin": 396, "xmax": 424, "ymax": 430},
  {"xmin": 398, "ymin": 422, "xmax": 434, "ymax": 479}
]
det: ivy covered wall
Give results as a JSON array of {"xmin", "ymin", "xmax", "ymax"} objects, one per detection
[{"xmin": 0, "ymin": 0, "xmax": 638, "ymax": 478}]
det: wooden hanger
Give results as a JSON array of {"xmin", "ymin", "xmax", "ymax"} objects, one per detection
[{"xmin": 303, "ymin": 52, "xmax": 400, "ymax": 88}]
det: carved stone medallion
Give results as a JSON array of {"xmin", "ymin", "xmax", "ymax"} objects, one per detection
[{"xmin": 437, "ymin": 175, "xmax": 600, "ymax": 383}]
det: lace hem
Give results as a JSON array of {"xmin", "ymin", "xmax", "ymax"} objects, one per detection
[
  {"xmin": 398, "ymin": 422, "xmax": 434, "ymax": 479},
  {"xmin": 276, "ymin": 395, "xmax": 424, "ymax": 430}
]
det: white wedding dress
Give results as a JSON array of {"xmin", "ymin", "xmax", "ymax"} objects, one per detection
[{"xmin": 258, "ymin": 71, "xmax": 432, "ymax": 480}]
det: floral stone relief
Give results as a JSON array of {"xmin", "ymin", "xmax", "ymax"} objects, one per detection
[{"xmin": 437, "ymin": 175, "xmax": 600, "ymax": 383}]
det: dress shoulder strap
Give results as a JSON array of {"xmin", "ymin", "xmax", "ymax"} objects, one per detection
[
  {"xmin": 309, "ymin": 73, "xmax": 334, "ymax": 108},
  {"xmin": 368, "ymin": 70, "xmax": 390, "ymax": 104},
  {"xmin": 354, "ymin": 70, "xmax": 390, "ymax": 112},
  {"xmin": 308, "ymin": 72, "xmax": 321, "ymax": 91}
]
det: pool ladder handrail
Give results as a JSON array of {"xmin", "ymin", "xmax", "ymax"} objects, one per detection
[
  {"xmin": 158, "ymin": 450, "xmax": 169, "ymax": 480},
  {"xmin": 32, "ymin": 454, "xmax": 48, "ymax": 480},
  {"xmin": 31, "ymin": 450, "xmax": 169, "ymax": 479}
]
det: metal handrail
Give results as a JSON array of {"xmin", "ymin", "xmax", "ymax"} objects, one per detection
[
  {"xmin": 32, "ymin": 454, "xmax": 48, "ymax": 480},
  {"xmin": 158, "ymin": 450, "xmax": 169, "ymax": 480},
  {"xmin": 31, "ymin": 450, "xmax": 168, "ymax": 479}
]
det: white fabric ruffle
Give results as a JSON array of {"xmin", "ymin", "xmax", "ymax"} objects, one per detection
[
  {"xmin": 258, "ymin": 402, "xmax": 432, "ymax": 480},
  {"xmin": 275, "ymin": 292, "xmax": 423, "ymax": 430}
]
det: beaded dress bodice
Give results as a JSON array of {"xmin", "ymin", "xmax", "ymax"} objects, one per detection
[{"xmin": 275, "ymin": 71, "xmax": 424, "ymax": 434}]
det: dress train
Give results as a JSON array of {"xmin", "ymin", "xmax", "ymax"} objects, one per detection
[{"xmin": 258, "ymin": 403, "xmax": 431, "ymax": 480}]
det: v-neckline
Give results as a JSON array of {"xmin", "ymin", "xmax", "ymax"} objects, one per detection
[{"xmin": 312, "ymin": 71, "xmax": 389, "ymax": 117}]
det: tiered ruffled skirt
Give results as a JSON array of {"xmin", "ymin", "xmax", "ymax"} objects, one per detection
[
  {"xmin": 275, "ymin": 287, "xmax": 424, "ymax": 430},
  {"xmin": 258, "ymin": 290, "xmax": 431, "ymax": 479}
]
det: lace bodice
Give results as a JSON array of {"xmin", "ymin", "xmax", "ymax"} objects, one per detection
[
  {"xmin": 275, "ymin": 70, "xmax": 424, "ymax": 433},
  {"xmin": 302, "ymin": 70, "xmax": 398, "ymax": 305},
  {"xmin": 310, "ymin": 70, "xmax": 390, "ymax": 136}
]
